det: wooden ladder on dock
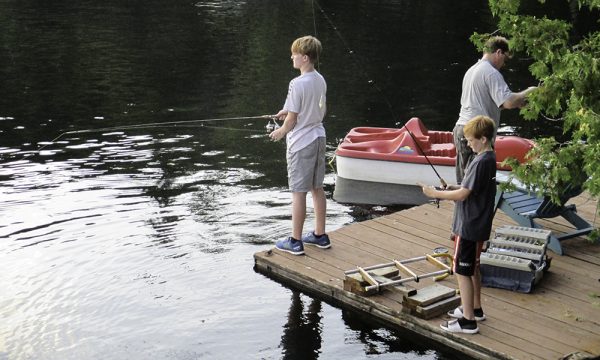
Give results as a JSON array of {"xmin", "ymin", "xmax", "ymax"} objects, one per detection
[{"xmin": 344, "ymin": 252, "xmax": 460, "ymax": 319}]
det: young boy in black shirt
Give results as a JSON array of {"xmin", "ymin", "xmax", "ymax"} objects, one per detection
[{"xmin": 420, "ymin": 115, "xmax": 496, "ymax": 334}]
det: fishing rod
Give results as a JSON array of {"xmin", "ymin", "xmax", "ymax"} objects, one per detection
[
  {"xmin": 311, "ymin": 0, "xmax": 447, "ymax": 188},
  {"xmin": 61, "ymin": 115, "xmax": 275, "ymax": 135},
  {"xmin": 33, "ymin": 114, "xmax": 277, "ymax": 154}
]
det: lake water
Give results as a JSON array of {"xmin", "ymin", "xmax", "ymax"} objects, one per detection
[{"xmin": 0, "ymin": 0, "xmax": 563, "ymax": 359}]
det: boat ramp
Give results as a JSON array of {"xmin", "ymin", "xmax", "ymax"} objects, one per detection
[{"xmin": 254, "ymin": 192, "xmax": 600, "ymax": 360}]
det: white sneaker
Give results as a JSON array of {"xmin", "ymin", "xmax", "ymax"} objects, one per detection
[
  {"xmin": 440, "ymin": 319, "xmax": 479, "ymax": 334},
  {"xmin": 447, "ymin": 306, "xmax": 486, "ymax": 321}
]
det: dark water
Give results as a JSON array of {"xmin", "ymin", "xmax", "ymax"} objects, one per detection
[{"xmin": 0, "ymin": 0, "xmax": 564, "ymax": 359}]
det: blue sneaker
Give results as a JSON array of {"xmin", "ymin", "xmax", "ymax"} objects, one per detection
[
  {"xmin": 275, "ymin": 237, "xmax": 304, "ymax": 255},
  {"xmin": 301, "ymin": 232, "xmax": 331, "ymax": 249}
]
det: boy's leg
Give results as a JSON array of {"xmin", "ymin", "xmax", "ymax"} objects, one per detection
[
  {"xmin": 311, "ymin": 187, "xmax": 326, "ymax": 236},
  {"xmin": 457, "ymin": 274, "xmax": 475, "ymax": 320},
  {"xmin": 287, "ymin": 137, "xmax": 326, "ymax": 240},
  {"xmin": 287, "ymin": 139, "xmax": 319, "ymax": 240},
  {"xmin": 473, "ymin": 242, "xmax": 484, "ymax": 309},
  {"xmin": 472, "ymin": 269, "xmax": 482, "ymax": 310},
  {"xmin": 274, "ymin": 190, "xmax": 306, "ymax": 255},
  {"xmin": 309, "ymin": 137, "xmax": 327, "ymax": 236},
  {"xmin": 453, "ymin": 236, "xmax": 478, "ymax": 321},
  {"xmin": 292, "ymin": 192, "xmax": 307, "ymax": 240},
  {"xmin": 442, "ymin": 238, "xmax": 480, "ymax": 334}
]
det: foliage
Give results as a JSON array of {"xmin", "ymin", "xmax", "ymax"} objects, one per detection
[
  {"xmin": 478, "ymin": 0, "xmax": 600, "ymax": 206},
  {"xmin": 503, "ymin": 138, "xmax": 588, "ymax": 204}
]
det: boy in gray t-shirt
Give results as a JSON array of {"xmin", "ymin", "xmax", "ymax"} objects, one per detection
[{"xmin": 270, "ymin": 36, "xmax": 330, "ymax": 256}]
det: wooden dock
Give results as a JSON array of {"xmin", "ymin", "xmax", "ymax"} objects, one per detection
[{"xmin": 254, "ymin": 192, "xmax": 600, "ymax": 360}]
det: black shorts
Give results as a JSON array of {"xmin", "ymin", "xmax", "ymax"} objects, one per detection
[{"xmin": 453, "ymin": 236, "xmax": 483, "ymax": 276}]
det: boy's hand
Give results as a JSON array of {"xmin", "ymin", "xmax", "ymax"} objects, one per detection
[
  {"xmin": 423, "ymin": 185, "xmax": 438, "ymax": 198},
  {"xmin": 417, "ymin": 182, "xmax": 436, "ymax": 198},
  {"xmin": 269, "ymin": 128, "xmax": 285, "ymax": 141},
  {"xmin": 439, "ymin": 178, "xmax": 448, "ymax": 189}
]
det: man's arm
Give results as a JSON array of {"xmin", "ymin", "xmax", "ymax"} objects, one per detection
[{"xmin": 502, "ymin": 86, "xmax": 537, "ymax": 109}]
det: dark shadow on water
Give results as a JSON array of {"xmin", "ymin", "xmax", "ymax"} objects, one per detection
[
  {"xmin": 341, "ymin": 310, "xmax": 464, "ymax": 360},
  {"xmin": 280, "ymin": 291, "xmax": 323, "ymax": 360},
  {"xmin": 255, "ymin": 267, "xmax": 466, "ymax": 360}
]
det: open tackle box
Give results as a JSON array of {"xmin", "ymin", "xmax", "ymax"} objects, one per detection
[{"xmin": 480, "ymin": 225, "xmax": 552, "ymax": 293}]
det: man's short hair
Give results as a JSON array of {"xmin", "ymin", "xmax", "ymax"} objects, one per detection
[
  {"xmin": 464, "ymin": 115, "xmax": 495, "ymax": 141},
  {"xmin": 484, "ymin": 36, "xmax": 511, "ymax": 58},
  {"xmin": 291, "ymin": 36, "xmax": 322, "ymax": 63}
]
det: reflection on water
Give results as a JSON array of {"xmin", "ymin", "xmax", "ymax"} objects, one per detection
[
  {"xmin": 277, "ymin": 291, "xmax": 454, "ymax": 360},
  {"xmin": 2, "ymin": 124, "xmax": 428, "ymax": 359},
  {"xmin": 280, "ymin": 292, "xmax": 323, "ymax": 359},
  {"xmin": 341, "ymin": 310, "xmax": 443, "ymax": 358}
]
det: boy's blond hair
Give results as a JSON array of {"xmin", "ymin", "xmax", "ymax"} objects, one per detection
[
  {"xmin": 291, "ymin": 36, "xmax": 321, "ymax": 64},
  {"xmin": 463, "ymin": 115, "xmax": 495, "ymax": 141}
]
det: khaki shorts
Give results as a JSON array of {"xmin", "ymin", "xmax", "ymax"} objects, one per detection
[{"xmin": 287, "ymin": 137, "xmax": 326, "ymax": 192}]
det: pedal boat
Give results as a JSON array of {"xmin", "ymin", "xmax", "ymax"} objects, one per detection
[{"xmin": 333, "ymin": 117, "xmax": 534, "ymax": 206}]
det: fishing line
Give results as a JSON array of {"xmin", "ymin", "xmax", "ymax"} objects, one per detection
[
  {"xmin": 311, "ymin": 0, "xmax": 447, "ymax": 186},
  {"xmin": 311, "ymin": 0, "xmax": 321, "ymax": 71},
  {"xmin": 198, "ymin": 124, "xmax": 268, "ymax": 133},
  {"xmin": 63, "ymin": 115, "xmax": 273, "ymax": 135},
  {"xmin": 33, "ymin": 114, "xmax": 275, "ymax": 154}
]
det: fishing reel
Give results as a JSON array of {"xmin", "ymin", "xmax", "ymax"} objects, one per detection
[
  {"xmin": 265, "ymin": 118, "xmax": 281, "ymax": 132},
  {"xmin": 430, "ymin": 185, "xmax": 447, "ymax": 208},
  {"xmin": 430, "ymin": 198, "xmax": 441, "ymax": 208}
]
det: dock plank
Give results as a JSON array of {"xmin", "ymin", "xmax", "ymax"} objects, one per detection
[
  {"xmin": 254, "ymin": 192, "xmax": 600, "ymax": 360},
  {"xmin": 480, "ymin": 290, "xmax": 600, "ymax": 351}
]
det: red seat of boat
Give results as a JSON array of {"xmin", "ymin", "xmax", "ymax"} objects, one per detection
[
  {"xmin": 339, "ymin": 132, "xmax": 419, "ymax": 154},
  {"xmin": 338, "ymin": 118, "xmax": 451, "ymax": 156},
  {"xmin": 424, "ymin": 143, "xmax": 456, "ymax": 157}
]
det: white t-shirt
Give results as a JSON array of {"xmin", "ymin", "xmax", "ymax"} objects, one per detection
[
  {"xmin": 457, "ymin": 59, "xmax": 512, "ymax": 128},
  {"xmin": 283, "ymin": 70, "xmax": 327, "ymax": 153}
]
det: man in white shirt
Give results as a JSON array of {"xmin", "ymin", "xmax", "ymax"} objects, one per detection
[{"xmin": 453, "ymin": 36, "xmax": 537, "ymax": 184}]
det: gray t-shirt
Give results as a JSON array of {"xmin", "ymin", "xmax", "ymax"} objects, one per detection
[
  {"xmin": 456, "ymin": 59, "xmax": 512, "ymax": 128},
  {"xmin": 283, "ymin": 70, "xmax": 327, "ymax": 153},
  {"xmin": 453, "ymin": 150, "xmax": 497, "ymax": 241}
]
